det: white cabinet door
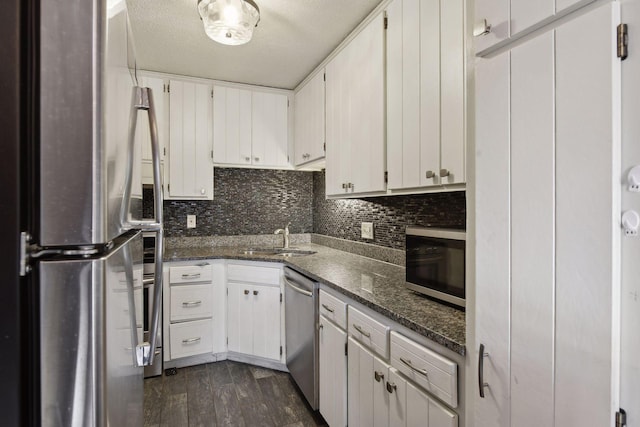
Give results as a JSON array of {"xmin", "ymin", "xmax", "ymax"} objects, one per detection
[
  {"xmin": 168, "ymin": 80, "xmax": 213, "ymax": 199},
  {"xmin": 475, "ymin": 50, "xmax": 511, "ymax": 427},
  {"xmin": 319, "ymin": 316, "xmax": 347, "ymax": 427},
  {"xmin": 213, "ymin": 85, "xmax": 252, "ymax": 165},
  {"xmin": 386, "ymin": 0, "xmax": 463, "ymax": 191},
  {"xmin": 227, "ymin": 282, "xmax": 253, "ymax": 355},
  {"xmin": 227, "ymin": 282, "xmax": 281, "ymax": 360},
  {"xmin": 349, "ymin": 13, "xmax": 385, "ymax": 195},
  {"xmin": 251, "ymin": 91, "xmax": 289, "ymax": 167},
  {"xmin": 326, "ymin": 13, "xmax": 385, "ymax": 197},
  {"xmin": 348, "ymin": 337, "xmax": 389, "ymax": 427},
  {"xmin": 475, "ymin": 3, "xmax": 621, "ymax": 426},
  {"xmin": 554, "ymin": 4, "xmax": 620, "ymax": 425},
  {"xmin": 294, "ymin": 70, "xmax": 325, "ymax": 166},
  {"xmin": 510, "ymin": 32, "xmax": 555, "ymax": 426},
  {"xmin": 325, "ymin": 47, "xmax": 352, "ymax": 196},
  {"xmin": 251, "ymin": 284, "xmax": 281, "ymax": 360},
  {"xmin": 439, "ymin": 0, "xmax": 464, "ymax": 185},
  {"xmin": 137, "ymin": 76, "xmax": 166, "ymax": 163}
]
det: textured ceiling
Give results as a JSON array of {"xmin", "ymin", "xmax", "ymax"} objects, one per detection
[{"xmin": 127, "ymin": 0, "xmax": 382, "ymax": 89}]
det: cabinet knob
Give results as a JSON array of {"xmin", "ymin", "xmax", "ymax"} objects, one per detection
[
  {"xmin": 245, "ymin": 156, "xmax": 251, "ymax": 162},
  {"xmin": 342, "ymin": 183, "xmax": 347, "ymax": 189},
  {"xmin": 473, "ymin": 19, "xmax": 492, "ymax": 37},
  {"xmin": 244, "ymin": 290, "xmax": 249, "ymax": 295},
  {"xmin": 253, "ymin": 290, "xmax": 259, "ymax": 296},
  {"xmin": 426, "ymin": 170, "xmax": 436, "ymax": 179},
  {"xmin": 439, "ymin": 169, "xmax": 450, "ymax": 178},
  {"xmin": 374, "ymin": 371, "xmax": 385, "ymax": 383},
  {"xmin": 386, "ymin": 382, "xmax": 397, "ymax": 394},
  {"xmin": 254, "ymin": 157, "xmax": 260, "ymax": 162}
]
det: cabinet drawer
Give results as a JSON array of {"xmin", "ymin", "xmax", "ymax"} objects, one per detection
[
  {"xmin": 347, "ymin": 306, "xmax": 390, "ymax": 359},
  {"xmin": 319, "ymin": 290, "xmax": 347, "ymax": 329},
  {"xmin": 170, "ymin": 284, "xmax": 214, "ymax": 322},
  {"xmin": 390, "ymin": 331, "xmax": 458, "ymax": 408},
  {"xmin": 169, "ymin": 264, "xmax": 213, "ymax": 284},
  {"xmin": 169, "ymin": 319, "xmax": 213, "ymax": 359},
  {"xmin": 227, "ymin": 263, "xmax": 280, "ymax": 285}
]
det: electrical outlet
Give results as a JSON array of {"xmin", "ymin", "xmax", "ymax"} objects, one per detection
[
  {"xmin": 187, "ymin": 215, "xmax": 196, "ymax": 229},
  {"xmin": 361, "ymin": 222, "xmax": 374, "ymax": 240}
]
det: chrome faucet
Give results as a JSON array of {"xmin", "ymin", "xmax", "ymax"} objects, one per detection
[{"xmin": 274, "ymin": 222, "xmax": 291, "ymax": 249}]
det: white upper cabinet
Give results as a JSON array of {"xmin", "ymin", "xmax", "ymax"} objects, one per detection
[
  {"xmin": 135, "ymin": 75, "xmax": 167, "ymax": 186},
  {"xmin": 167, "ymin": 79, "xmax": 214, "ymax": 200},
  {"xmin": 294, "ymin": 70, "xmax": 325, "ymax": 166},
  {"xmin": 386, "ymin": 0, "xmax": 464, "ymax": 191},
  {"xmin": 213, "ymin": 85, "xmax": 290, "ymax": 168},
  {"xmin": 251, "ymin": 91, "xmax": 289, "ymax": 167},
  {"xmin": 474, "ymin": 0, "xmax": 597, "ymax": 53},
  {"xmin": 212, "ymin": 86, "xmax": 252, "ymax": 165},
  {"xmin": 326, "ymin": 12, "xmax": 386, "ymax": 197},
  {"xmin": 137, "ymin": 75, "xmax": 167, "ymax": 163}
]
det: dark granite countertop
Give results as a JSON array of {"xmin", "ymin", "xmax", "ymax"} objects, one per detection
[{"xmin": 164, "ymin": 243, "xmax": 466, "ymax": 356}]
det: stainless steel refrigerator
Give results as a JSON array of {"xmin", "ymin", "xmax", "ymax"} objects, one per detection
[{"xmin": 4, "ymin": 0, "xmax": 164, "ymax": 425}]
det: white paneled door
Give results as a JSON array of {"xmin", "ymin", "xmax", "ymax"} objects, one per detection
[{"xmin": 475, "ymin": 2, "xmax": 621, "ymax": 426}]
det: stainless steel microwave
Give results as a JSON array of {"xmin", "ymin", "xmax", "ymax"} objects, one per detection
[{"xmin": 405, "ymin": 227, "xmax": 466, "ymax": 309}]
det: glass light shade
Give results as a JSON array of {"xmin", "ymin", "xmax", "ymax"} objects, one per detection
[{"xmin": 198, "ymin": 0, "xmax": 260, "ymax": 46}]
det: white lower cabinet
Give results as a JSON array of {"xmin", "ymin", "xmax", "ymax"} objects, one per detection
[
  {"xmin": 347, "ymin": 337, "xmax": 457, "ymax": 427},
  {"xmin": 319, "ymin": 315, "xmax": 347, "ymax": 427},
  {"xmin": 226, "ymin": 267, "xmax": 282, "ymax": 361},
  {"xmin": 163, "ymin": 261, "xmax": 226, "ymax": 363}
]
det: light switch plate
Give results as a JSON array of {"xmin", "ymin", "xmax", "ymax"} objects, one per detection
[
  {"xmin": 187, "ymin": 215, "xmax": 196, "ymax": 229},
  {"xmin": 361, "ymin": 222, "xmax": 374, "ymax": 239}
]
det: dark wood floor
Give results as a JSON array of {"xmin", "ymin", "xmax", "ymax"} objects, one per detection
[{"xmin": 144, "ymin": 360, "xmax": 327, "ymax": 427}]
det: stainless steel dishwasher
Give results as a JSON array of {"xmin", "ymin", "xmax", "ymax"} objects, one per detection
[{"xmin": 284, "ymin": 267, "xmax": 319, "ymax": 410}]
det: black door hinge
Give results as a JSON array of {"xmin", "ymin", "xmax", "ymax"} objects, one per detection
[
  {"xmin": 384, "ymin": 171, "xmax": 388, "ymax": 183},
  {"xmin": 323, "ymin": 142, "xmax": 326, "ymax": 152},
  {"xmin": 616, "ymin": 409, "xmax": 627, "ymax": 427},
  {"xmin": 323, "ymin": 72, "xmax": 326, "ymax": 82},
  {"xmin": 384, "ymin": 16, "xmax": 388, "ymax": 30},
  {"xmin": 345, "ymin": 342, "xmax": 348, "ymax": 356},
  {"xmin": 618, "ymin": 24, "xmax": 628, "ymax": 60},
  {"xmin": 280, "ymin": 292, "xmax": 283, "ymax": 303},
  {"xmin": 167, "ymin": 84, "xmax": 170, "ymax": 93},
  {"xmin": 280, "ymin": 346, "xmax": 283, "ymax": 356}
]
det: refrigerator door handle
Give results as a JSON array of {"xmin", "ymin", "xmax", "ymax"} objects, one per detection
[{"xmin": 121, "ymin": 86, "xmax": 164, "ymax": 367}]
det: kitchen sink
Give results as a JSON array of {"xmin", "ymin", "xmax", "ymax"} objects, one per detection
[{"xmin": 239, "ymin": 248, "xmax": 316, "ymax": 257}]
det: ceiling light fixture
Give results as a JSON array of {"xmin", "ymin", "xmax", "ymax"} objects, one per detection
[{"xmin": 197, "ymin": 0, "xmax": 260, "ymax": 46}]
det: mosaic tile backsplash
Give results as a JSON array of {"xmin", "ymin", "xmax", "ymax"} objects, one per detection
[
  {"xmin": 312, "ymin": 171, "xmax": 466, "ymax": 250},
  {"xmin": 145, "ymin": 168, "xmax": 314, "ymax": 237},
  {"xmin": 148, "ymin": 168, "xmax": 466, "ymax": 249}
]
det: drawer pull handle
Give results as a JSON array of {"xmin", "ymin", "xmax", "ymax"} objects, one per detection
[
  {"xmin": 400, "ymin": 357, "xmax": 429, "ymax": 377},
  {"xmin": 374, "ymin": 371, "xmax": 384, "ymax": 383},
  {"xmin": 182, "ymin": 300, "xmax": 202, "ymax": 307},
  {"xmin": 479, "ymin": 343, "xmax": 489, "ymax": 398},
  {"xmin": 244, "ymin": 289, "xmax": 250, "ymax": 295},
  {"xmin": 181, "ymin": 273, "xmax": 201, "ymax": 279},
  {"xmin": 182, "ymin": 337, "xmax": 201, "ymax": 344},
  {"xmin": 253, "ymin": 290, "xmax": 259, "ymax": 296},
  {"xmin": 353, "ymin": 324, "xmax": 371, "ymax": 338},
  {"xmin": 321, "ymin": 303, "xmax": 335, "ymax": 313},
  {"xmin": 386, "ymin": 381, "xmax": 397, "ymax": 394}
]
